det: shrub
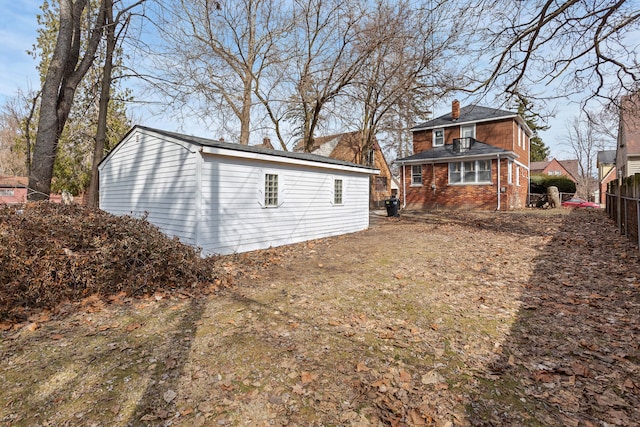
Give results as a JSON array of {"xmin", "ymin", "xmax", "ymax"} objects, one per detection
[{"xmin": 530, "ymin": 174, "xmax": 576, "ymax": 193}]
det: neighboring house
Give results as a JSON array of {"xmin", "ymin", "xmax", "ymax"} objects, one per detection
[
  {"xmin": 530, "ymin": 158, "xmax": 579, "ymax": 183},
  {"xmin": 0, "ymin": 176, "xmax": 28, "ymax": 204},
  {"xmin": 616, "ymin": 92, "xmax": 640, "ymax": 177},
  {"xmin": 99, "ymin": 126, "xmax": 379, "ymax": 256},
  {"xmin": 395, "ymin": 101, "xmax": 531, "ymax": 210},
  {"xmin": 597, "ymin": 150, "xmax": 617, "ymax": 205},
  {"xmin": 293, "ymin": 131, "xmax": 394, "ymax": 209}
]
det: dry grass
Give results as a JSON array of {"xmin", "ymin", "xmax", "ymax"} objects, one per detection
[{"xmin": 1, "ymin": 208, "xmax": 638, "ymax": 426}]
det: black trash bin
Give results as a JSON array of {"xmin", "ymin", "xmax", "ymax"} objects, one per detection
[{"xmin": 385, "ymin": 197, "xmax": 400, "ymax": 217}]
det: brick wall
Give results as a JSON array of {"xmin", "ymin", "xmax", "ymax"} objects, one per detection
[{"xmin": 401, "ymin": 158, "xmax": 528, "ymax": 210}]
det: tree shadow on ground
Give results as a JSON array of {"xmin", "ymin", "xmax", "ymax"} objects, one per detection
[{"xmin": 464, "ymin": 209, "xmax": 640, "ymax": 426}]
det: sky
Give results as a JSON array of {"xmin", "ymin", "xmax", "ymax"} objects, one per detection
[{"xmin": 0, "ymin": 1, "xmax": 605, "ymax": 162}]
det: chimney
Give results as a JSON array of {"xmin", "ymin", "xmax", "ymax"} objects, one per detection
[{"xmin": 452, "ymin": 100, "xmax": 460, "ymax": 121}]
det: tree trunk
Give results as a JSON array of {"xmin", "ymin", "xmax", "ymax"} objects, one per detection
[
  {"xmin": 28, "ymin": 0, "xmax": 106, "ymax": 201},
  {"xmin": 87, "ymin": 0, "xmax": 114, "ymax": 208}
]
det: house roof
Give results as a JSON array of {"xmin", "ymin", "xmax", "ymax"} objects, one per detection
[
  {"xmin": 530, "ymin": 161, "xmax": 549, "ymax": 172},
  {"xmin": 0, "ymin": 176, "xmax": 28, "ymax": 188},
  {"xmin": 395, "ymin": 140, "xmax": 516, "ymax": 164},
  {"xmin": 107, "ymin": 126, "xmax": 378, "ymax": 173},
  {"xmin": 530, "ymin": 158, "xmax": 579, "ymax": 181},
  {"xmin": 412, "ymin": 105, "xmax": 529, "ymax": 133},
  {"xmin": 292, "ymin": 130, "xmax": 392, "ymax": 171},
  {"xmin": 597, "ymin": 150, "xmax": 616, "ymax": 165}
]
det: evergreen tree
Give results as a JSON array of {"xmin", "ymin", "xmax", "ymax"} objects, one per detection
[{"xmin": 517, "ymin": 98, "xmax": 550, "ymax": 162}]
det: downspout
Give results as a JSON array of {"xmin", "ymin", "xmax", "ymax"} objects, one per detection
[
  {"xmin": 497, "ymin": 154, "xmax": 501, "ymax": 211},
  {"xmin": 402, "ymin": 162, "xmax": 406, "ymax": 208}
]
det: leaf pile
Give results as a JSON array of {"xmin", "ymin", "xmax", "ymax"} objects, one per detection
[{"xmin": 0, "ymin": 203, "xmax": 226, "ymax": 322}]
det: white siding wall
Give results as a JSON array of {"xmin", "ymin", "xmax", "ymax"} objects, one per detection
[
  {"xmin": 199, "ymin": 155, "xmax": 370, "ymax": 255},
  {"xmin": 99, "ymin": 132, "xmax": 198, "ymax": 245}
]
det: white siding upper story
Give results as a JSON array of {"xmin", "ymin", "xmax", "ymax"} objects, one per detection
[{"xmin": 99, "ymin": 126, "xmax": 378, "ymax": 256}]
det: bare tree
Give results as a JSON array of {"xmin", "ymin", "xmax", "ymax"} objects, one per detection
[
  {"xmin": 469, "ymin": 0, "xmax": 640, "ymax": 104},
  {"xmin": 562, "ymin": 114, "xmax": 613, "ymax": 198},
  {"xmin": 346, "ymin": 0, "xmax": 462, "ymax": 164},
  {"xmin": 28, "ymin": 0, "xmax": 107, "ymax": 201},
  {"xmin": 287, "ymin": 0, "xmax": 375, "ymax": 152},
  {"xmin": 86, "ymin": 0, "xmax": 146, "ymax": 208},
  {"xmin": 155, "ymin": 0, "xmax": 288, "ymax": 146}
]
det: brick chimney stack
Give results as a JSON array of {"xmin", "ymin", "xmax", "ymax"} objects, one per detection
[{"xmin": 452, "ymin": 100, "xmax": 460, "ymax": 121}]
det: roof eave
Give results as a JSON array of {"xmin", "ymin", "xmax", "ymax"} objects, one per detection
[{"xmin": 396, "ymin": 151, "xmax": 519, "ymax": 165}]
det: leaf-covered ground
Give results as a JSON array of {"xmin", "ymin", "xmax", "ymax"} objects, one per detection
[{"xmin": 1, "ymin": 206, "xmax": 638, "ymax": 426}]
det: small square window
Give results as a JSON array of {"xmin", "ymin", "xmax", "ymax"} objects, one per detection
[
  {"xmin": 265, "ymin": 174, "xmax": 278, "ymax": 207},
  {"xmin": 334, "ymin": 179, "xmax": 343, "ymax": 204}
]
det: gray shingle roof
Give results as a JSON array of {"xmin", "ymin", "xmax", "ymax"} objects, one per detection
[
  {"xmin": 597, "ymin": 150, "xmax": 616, "ymax": 165},
  {"xmin": 396, "ymin": 141, "xmax": 515, "ymax": 163},
  {"xmin": 130, "ymin": 126, "xmax": 376, "ymax": 171},
  {"xmin": 412, "ymin": 105, "xmax": 517, "ymax": 131}
]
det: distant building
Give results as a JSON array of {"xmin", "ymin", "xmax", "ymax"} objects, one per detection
[
  {"xmin": 597, "ymin": 150, "xmax": 616, "ymax": 205},
  {"xmin": 616, "ymin": 93, "xmax": 640, "ymax": 177},
  {"xmin": 530, "ymin": 158, "xmax": 579, "ymax": 183}
]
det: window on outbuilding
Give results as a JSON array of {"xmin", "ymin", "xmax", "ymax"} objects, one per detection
[
  {"xmin": 265, "ymin": 173, "xmax": 278, "ymax": 207},
  {"xmin": 411, "ymin": 165, "xmax": 423, "ymax": 185},
  {"xmin": 0, "ymin": 189, "xmax": 14, "ymax": 197},
  {"xmin": 334, "ymin": 179, "xmax": 343, "ymax": 204}
]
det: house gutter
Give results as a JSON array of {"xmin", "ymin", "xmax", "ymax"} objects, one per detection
[{"xmin": 402, "ymin": 164, "xmax": 406, "ymax": 209}]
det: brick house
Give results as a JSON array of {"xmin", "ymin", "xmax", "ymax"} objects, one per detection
[
  {"xmin": 597, "ymin": 150, "xmax": 616, "ymax": 205},
  {"xmin": 0, "ymin": 176, "xmax": 28, "ymax": 204},
  {"xmin": 616, "ymin": 92, "xmax": 640, "ymax": 177},
  {"xmin": 530, "ymin": 158, "xmax": 579, "ymax": 183},
  {"xmin": 396, "ymin": 101, "xmax": 531, "ymax": 210},
  {"xmin": 294, "ymin": 131, "xmax": 394, "ymax": 208}
]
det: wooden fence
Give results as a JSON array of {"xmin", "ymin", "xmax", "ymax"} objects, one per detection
[{"xmin": 607, "ymin": 176, "xmax": 640, "ymax": 248}]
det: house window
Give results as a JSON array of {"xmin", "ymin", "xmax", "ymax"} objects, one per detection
[
  {"xmin": 508, "ymin": 160, "xmax": 513, "ymax": 184},
  {"xmin": 433, "ymin": 128, "xmax": 444, "ymax": 147},
  {"xmin": 334, "ymin": 179, "xmax": 343, "ymax": 204},
  {"xmin": 461, "ymin": 124, "xmax": 475, "ymax": 138},
  {"xmin": 265, "ymin": 173, "xmax": 278, "ymax": 207},
  {"xmin": 516, "ymin": 166, "xmax": 521, "ymax": 186},
  {"xmin": 0, "ymin": 189, "xmax": 14, "ymax": 197},
  {"xmin": 517, "ymin": 125, "xmax": 522, "ymax": 147},
  {"xmin": 411, "ymin": 165, "xmax": 423, "ymax": 185},
  {"xmin": 374, "ymin": 176, "xmax": 387, "ymax": 192},
  {"xmin": 449, "ymin": 160, "xmax": 492, "ymax": 184}
]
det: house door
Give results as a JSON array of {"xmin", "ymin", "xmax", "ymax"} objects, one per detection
[{"xmin": 461, "ymin": 124, "xmax": 475, "ymax": 138}]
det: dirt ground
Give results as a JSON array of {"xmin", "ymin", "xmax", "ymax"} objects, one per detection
[{"xmin": 1, "ymin": 208, "xmax": 639, "ymax": 426}]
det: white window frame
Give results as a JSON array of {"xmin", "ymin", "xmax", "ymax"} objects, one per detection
[
  {"xmin": 0, "ymin": 189, "xmax": 14, "ymax": 197},
  {"xmin": 508, "ymin": 160, "xmax": 513, "ymax": 184},
  {"xmin": 411, "ymin": 165, "xmax": 423, "ymax": 186},
  {"xmin": 516, "ymin": 166, "xmax": 521, "ymax": 186},
  {"xmin": 264, "ymin": 173, "xmax": 279, "ymax": 207},
  {"xmin": 433, "ymin": 128, "xmax": 444, "ymax": 147},
  {"xmin": 460, "ymin": 124, "xmax": 475, "ymax": 138},
  {"xmin": 448, "ymin": 160, "xmax": 492, "ymax": 184},
  {"xmin": 334, "ymin": 179, "xmax": 343, "ymax": 205}
]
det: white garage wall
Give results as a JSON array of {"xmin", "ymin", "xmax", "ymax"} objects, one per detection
[
  {"xmin": 198, "ymin": 155, "xmax": 370, "ymax": 255},
  {"xmin": 99, "ymin": 131, "xmax": 198, "ymax": 245}
]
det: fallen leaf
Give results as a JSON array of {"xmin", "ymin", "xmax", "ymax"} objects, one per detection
[
  {"xmin": 163, "ymin": 389, "xmax": 177, "ymax": 403},
  {"xmin": 301, "ymin": 371, "xmax": 318, "ymax": 384},
  {"xmin": 356, "ymin": 361, "xmax": 370, "ymax": 372}
]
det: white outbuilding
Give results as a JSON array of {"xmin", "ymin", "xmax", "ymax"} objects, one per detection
[{"xmin": 98, "ymin": 126, "xmax": 379, "ymax": 256}]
